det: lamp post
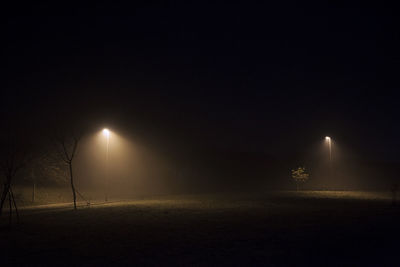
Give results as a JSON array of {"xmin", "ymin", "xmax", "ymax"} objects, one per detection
[
  {"xmin": 325, "ymin": 136, "xmax": 333, "ymax": 188},
  {"xmin": 103, "ymin": 129, "xmax": 110, "ymax": 202},
  {"xmin": 325, "ymin": 136, "xmax": 332, "ymax": 162}
]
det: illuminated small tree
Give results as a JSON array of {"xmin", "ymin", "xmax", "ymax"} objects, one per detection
[{"xmin": 291, "ymin": 167, "xmax": 309, "ymax": 191}]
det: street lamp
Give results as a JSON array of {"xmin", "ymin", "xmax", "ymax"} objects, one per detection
[
  {"xmin": 325, "ymin": 136, "xmax": 332, "ymax": 162},
  {"xmin": 103, "ymin": 128, "xmax": 110, "ymax": 201},
  {"xmin": 325, "ymin": 136, "xmax": 333, "ymax": 188}
]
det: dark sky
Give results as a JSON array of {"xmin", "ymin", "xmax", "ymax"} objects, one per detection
[{"xmin": 3, "ymin": 1, "xmax": 400, "ymax": 161}]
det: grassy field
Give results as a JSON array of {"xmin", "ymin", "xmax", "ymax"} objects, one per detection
[{"xmin": 1, "ymin": 191, "xmax": 399, "ymax": 266}]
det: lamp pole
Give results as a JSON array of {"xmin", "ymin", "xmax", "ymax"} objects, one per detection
[
  {"xmin": 103, "ymin": 129, "xmax": 110, "ymax": 202},
  {"xmin": 326, "ymin": 136, "xmax": 332, "ymax": 162},
  {"xmin": 325, "ymin": 136, "xmax": 333, "ymax": 188}
]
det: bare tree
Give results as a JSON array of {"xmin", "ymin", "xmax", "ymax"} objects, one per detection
[
  {"xmin": 26, "ymin": 148, "xmax": 68, "ymax": 203},
  {"xmin": 0, "ymin": 132, "xmax": 30, "ymax": 219},
  {"xmin": 54, "ymin": 130, "xmax": 81, "ymax": 210}
]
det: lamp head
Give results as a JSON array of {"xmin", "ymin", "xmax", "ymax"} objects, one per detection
[{"xmin": 103, "ymin": 128, "xmax": 110, "ymax": 137}]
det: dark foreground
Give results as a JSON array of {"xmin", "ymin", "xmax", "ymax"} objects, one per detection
[{"xmin": 1, "ymin": 191, "xmax": 399, "ymax": 266}]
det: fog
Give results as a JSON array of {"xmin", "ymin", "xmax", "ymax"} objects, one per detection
[
  {"xmin": 300, "ymin": 138, "xmax": 399, "ymax": 191},
  {"xmin": 62, "ymin": 130, "xmax": 174, "ymax": 199},
  {"xmin": 5, "ymin": 121, "xmax": 397, "ymax": 205}
]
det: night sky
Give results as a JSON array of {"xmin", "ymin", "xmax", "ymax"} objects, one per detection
[{"xmin": 3, "ymin": 1, "xmax": 400, "ymax": 161}]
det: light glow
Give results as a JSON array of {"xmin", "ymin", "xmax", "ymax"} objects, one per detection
[{"xmin": 103, "ymin": 128, "xmax": 110, "ymax": 138}]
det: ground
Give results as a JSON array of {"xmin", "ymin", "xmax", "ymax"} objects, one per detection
[{"xmin": 1, "ymin": 191, "xmax": 399, "ymax": 266}]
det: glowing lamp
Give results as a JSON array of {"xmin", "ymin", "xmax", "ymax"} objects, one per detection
[{"xmin": 103, "ymin": 128, "xmax": 110, "ymax": 137}]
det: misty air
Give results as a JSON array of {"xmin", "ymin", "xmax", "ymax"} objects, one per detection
[{"xmin": 2, "ymin": 1, "xmax": 400, "ymax": 266}]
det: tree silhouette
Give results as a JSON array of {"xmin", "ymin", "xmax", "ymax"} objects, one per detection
[
  {"xmin": 0, "ymin": 130, "xmax": 31, "ymax": 221},
  {"xmin": 291, "ymin": 167, "xmax": 309, "ymax": 191},
  {"xmin": 53, "ymin": 130, "xmax": 81, "ymax": 210}
]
